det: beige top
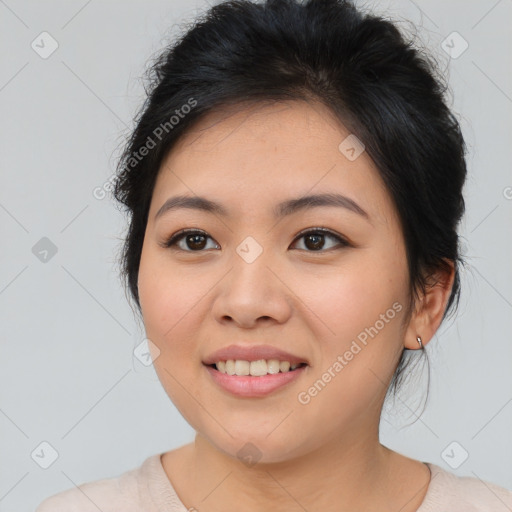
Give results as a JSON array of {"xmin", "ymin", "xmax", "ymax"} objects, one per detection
[{"xmin": 36, "ymin": 453, "xmax": 512, "ymax": 511}]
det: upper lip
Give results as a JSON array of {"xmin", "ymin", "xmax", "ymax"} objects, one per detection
[{"xmin": 203, "ymin": 344, "xmax": 309, "ymax": 366}]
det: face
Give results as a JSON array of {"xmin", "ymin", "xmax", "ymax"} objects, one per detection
[{"xmin": 138, "ymin": 100, "xmax": 411, "ymax": 463}]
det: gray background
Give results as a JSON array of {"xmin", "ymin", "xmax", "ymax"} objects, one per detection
[{"xmin": 1, "ymin": 0, "xmax": 511, "ymax": 510}]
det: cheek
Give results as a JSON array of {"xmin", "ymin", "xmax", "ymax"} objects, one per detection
[
  {"xmin": 301, "ymin": 257, "xmax": 406, "ymax": 340},
  {"xmin": 290, "ymin": 259, "xmax": 407, "ymax": 432},
  {"xmin": 137, "ymin": 250, "xmax": 207, "ymax": 416},
  {"xmin": 138, "ymin": 249, "xmax": 204, "ymax": 356}
]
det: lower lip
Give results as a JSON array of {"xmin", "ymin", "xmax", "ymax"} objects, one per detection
[{"xmin": 204, "ymin": 364, "xmax": 307, "ymax": 397}]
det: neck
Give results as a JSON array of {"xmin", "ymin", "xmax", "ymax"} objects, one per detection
[{"xmin": 179, "ymin": 428, "xmax": 404, "ymax": 512}]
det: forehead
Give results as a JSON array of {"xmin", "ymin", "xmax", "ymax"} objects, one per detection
[{"xmin": 150, "ymin": 100, "xmax": 395, "ymax": 227}]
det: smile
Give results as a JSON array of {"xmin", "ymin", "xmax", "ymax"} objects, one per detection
[
  {"xmin": 204, "ymin": 360, "xmax": 308, "ymax": 397},
  {"xmin": 210, "ymin": 359, "xmax": 307, "ymax": 376}
]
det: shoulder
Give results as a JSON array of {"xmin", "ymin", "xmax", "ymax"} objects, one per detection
[
  {"xmin": 420, "ymin": 463, "xmax": 512, "ymax": 511},
  {"xmin": 35, "ymin": 454, "xmax": 164, "ymax": 512}
]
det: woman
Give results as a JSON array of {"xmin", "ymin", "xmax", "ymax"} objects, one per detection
[{"xmin": 36, "ymin": 0, "xmax": 512, "ymax": 510}]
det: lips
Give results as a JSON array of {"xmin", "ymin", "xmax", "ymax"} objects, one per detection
[
  {"xmin": 202, "ymin": 344, "xmax": 309, "ymax": 367},
  {"xmin": 204, "ymin": 363, "xmax": 307, "ymax": 397}
]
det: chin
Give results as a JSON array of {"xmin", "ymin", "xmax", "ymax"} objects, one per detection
[{"xmin": 204, "ymin": 429, "xmax": 311, "ymax": 467}]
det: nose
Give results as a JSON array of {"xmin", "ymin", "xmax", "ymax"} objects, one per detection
[{"xmin": 211, "ymin": 248, "xmax": 293, "ymax": 329}]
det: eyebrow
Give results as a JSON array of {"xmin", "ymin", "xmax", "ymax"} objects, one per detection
[{"xmin": 154, "ymin": 193, "xmax": 370, "ymax": 222}]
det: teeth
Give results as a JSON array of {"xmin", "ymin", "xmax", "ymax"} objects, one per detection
[
  {"xmin": 279, "ymin": 361, "xmax": 291, "ymax": 372},
  {"xmin": 267, "ymin": 360, "xmax": 280, "ymax": 374},
  {"xmin": 225, "ymin": 360, "xmax": 236, "ymax": 375},
  {"xmin": 234, "ymin": 360, "xmax": 250, "ymax": 376},
  {"xmin": 250, "ymin": 359, "xmax": 267, "ymax": 377},
  {"xmin": 214, "ymin": 359, "xmax": 304, "ymax": 376}
]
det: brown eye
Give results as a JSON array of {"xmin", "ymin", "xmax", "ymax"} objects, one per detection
[
  {"xmin": 161, "ymin": 227, "xmax": 348, "ymax": 253},
  {"xmin": 184, "ymin": 233, "xmax": 207, "ymax": 250},
  {"xmin": 291, "ymin": 228, "xmax": 349, "ymax": 252},
  {"xmin": 162, "ymin": 229, "xmax": 220, "ymax": 251}
]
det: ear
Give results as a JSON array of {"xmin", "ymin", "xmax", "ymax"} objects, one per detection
[{"xmin": 404, "ymin": 259, "xmax": 456, "ymax": 350}]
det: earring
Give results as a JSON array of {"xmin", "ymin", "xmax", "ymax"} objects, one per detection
[{"xmin": 416, "ymin": 336, "xmax": 423, "ymax": 349}]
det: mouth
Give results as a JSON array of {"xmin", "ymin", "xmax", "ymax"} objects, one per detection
[
  {"xmin": 201, "ymin": 344, "xmax": 310, "ymax": 397},
  {"xmin": 202, "ymin": 359, "xmax": 309, "ymax": 398},
  {"xmin": 205, "ymin": 360, "xmax": 309, "ymax": 376}
]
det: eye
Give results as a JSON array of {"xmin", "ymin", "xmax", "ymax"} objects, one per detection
[
  {"xmin": 161, "ymin": 227, "xmax": 349, "ymax": 253},
  {"xmin": 290, "ymin": 228, "xmax": 349, "ymax": 252},
  {"xmin": 161, "ymin": 229, "xmax": 220, "ymax": 251}
]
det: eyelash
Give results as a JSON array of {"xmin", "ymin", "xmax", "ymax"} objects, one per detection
[{"xmin": 160, "ymin": 227, "xmax": 350, "ymax": 253}]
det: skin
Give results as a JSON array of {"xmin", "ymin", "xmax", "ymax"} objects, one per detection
[{"xmin": 137, "ymin": 100, "xmax": 455, "ymax": 512}]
